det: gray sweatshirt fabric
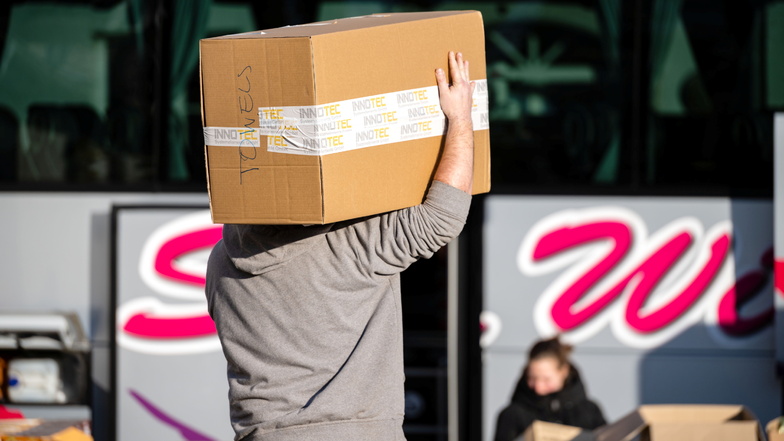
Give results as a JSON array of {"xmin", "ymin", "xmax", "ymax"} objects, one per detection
[{"xmin": 205, "ymin": 180, "xmax": 472, "ymax": 441}]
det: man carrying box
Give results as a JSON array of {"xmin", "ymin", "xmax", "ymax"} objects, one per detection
[{"xmin": 205, "ymin": 51, "xmax": 476, "ymax": 441}]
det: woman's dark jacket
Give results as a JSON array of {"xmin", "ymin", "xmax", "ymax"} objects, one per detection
[{"xmin": 493, "ymin": 365, "xmax": 606, "ymax": 441}]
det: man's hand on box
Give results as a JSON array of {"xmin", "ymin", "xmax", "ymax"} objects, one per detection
[
  {"xmin": 436, "ymin": 51, "xmax": 475, "ymax": 127},
  {"xmin": 433, "ymin": 51, "xmax": 475, "ymax": 194}
]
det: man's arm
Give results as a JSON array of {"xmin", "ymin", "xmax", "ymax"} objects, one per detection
[
  {"xmin": 336, "ymin": 52, "xmax": 476, "ymax": 276},
  {"xmin": 433, "ymin": 51, "xmax": 476, "ymax": 194}
]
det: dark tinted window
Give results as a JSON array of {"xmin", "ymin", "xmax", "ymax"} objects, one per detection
[
  {"xmin": 480, "ymin": 2, "xmax": 624, "ymax": 189},
  {"xmin": 643, "ymin": 0, "xmax": 778, "ymax": 195},
  {"xmin": 0, "ymin": 1, "xmax": 316, "ymax": 189},
  {"xmin": 0, "ymin": 0, "xmax": 778, "ymax": 196},
  {"xmin": 0, "ymin": 1, "xmax": 159, "ymax": 186}
]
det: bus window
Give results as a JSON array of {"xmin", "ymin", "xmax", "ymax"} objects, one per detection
[
  {"xmin": 317, "ymin": 1, "xmax": 625, "ymax": 191},
  {"xmin": 5, "ymin": 0, "xmax": 776, "ymax": 196},
  {"xmin": 480, "ymin": 2, "xmax": 624, "ymax": 190},
  {"xmin": 0, "ymin": 1, "xmax": 155, "ymax": 185},
  {"xmin": 645, "ymin": 0, "xmax": 778, "ymax": 195},
  {"xmin": 0, "ymin": 1, "xmax": 316, "ymax": 189}
]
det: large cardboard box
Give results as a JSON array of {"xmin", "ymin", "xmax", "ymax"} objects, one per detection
[
  {"xmin": 200, "ymin": 11, "xmax": 490, "ymax": 224},
  {"xmin": 594, "ymin": 405, "xmax": 765, "ymax": 441}
]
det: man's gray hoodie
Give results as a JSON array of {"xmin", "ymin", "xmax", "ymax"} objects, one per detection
[{"xmin": 205, "ymin": 180, "xmax": 471, "ymax": 441}]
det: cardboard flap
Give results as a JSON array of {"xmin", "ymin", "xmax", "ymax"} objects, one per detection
[
  {"xmin": 522, "ymin": 421, "xmax": 595, "ymax": 441},
  {"xmin": 639, "ymin": 404, "xmax": 747, "ymax": 423},
  {"xmin": 649, "ymin": 421, "xmax": 759, "ymax": 441},
  {"xmin": 594, "ymin": 409, "xmax": 647, "ymax": 441},
  {"xmin": 596, "ymin": 405, "xmax": 765, "ymax": 441}
]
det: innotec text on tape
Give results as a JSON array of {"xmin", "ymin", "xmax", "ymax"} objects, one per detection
[{"xmin": 200, "ymin": 11, "xmax": 490, "ymax": 224}]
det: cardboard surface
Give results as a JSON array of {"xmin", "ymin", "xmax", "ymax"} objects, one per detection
[
  {"xmin": 594, "ymin": 405, "xmax": 765, "ymax": 441},
  {"xmin": 648, "ymin": 422, "xmax": 758, "ymax": 441},
  {"xmin": 521, "ymin": 421, "xmax": 595, "ymax": 441},
  {"xmin": 769, "ymin": 417, "xmax": 784, "ymax": 441},
  {"xmin": 508, "ymin": 405, "xmax": 766, "ymax": 441},
  {"xmin": 200, "ymin": 11, "xmax": 490, "ymax": 224}
]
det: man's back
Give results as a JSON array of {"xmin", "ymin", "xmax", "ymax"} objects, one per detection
[
  {"xmin": 205, "ymin": 181, "xmax": 471, "ymax": 440},
  {"xmin": 206, "ymin": 50, "xmax": 477, "ymax": 441}
]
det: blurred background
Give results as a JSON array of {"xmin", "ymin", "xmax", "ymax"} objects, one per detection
[{"xmin": 0, "ymin": 1, "xmax": 781, "ymax": 440}]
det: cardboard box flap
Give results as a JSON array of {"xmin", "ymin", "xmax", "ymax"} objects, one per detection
[
  {"xmin": 522, "ymin": 421, "xmax": 595, "ymax": 441},
  {"xmin": 640, "ymin": 404, "xmax": 765, "ymax": 440},
  {"xmin": 638, "ymin": 404, "xmax": 748, "ymax": 423},
  {"xmin": 649, "ymin": 421, "xmax": 759, "ymax": 441},
  {"xmin": 594, "ymin": 408, "xmax": 647, "ymax": 441},
  {"xmin": 596, "ymin": 405, "xmax": 765, "ymax": 441},
  {"xmin": 206, "ymin": 11, "xmax": 476, "ymax": 40}
]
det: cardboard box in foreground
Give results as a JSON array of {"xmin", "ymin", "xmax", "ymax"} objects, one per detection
[
  {"xmin": 521, "ymin": 421, "xmax": 594, "ymax": 441},
  {"xmin": 521, "ymin": 405, "xmax": 765, "ymax": 441},
  {"xmin": 594, "ymin": 404, "xmax": 765, "ymax": 441},
  {"xmin": 200, "ymin": 11, "xmax": 490, "ymax": 224}
]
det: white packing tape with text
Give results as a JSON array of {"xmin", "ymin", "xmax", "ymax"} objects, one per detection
[{"xmin": 204, "ymin": 79, "xmax": 489, "ymax": 156}]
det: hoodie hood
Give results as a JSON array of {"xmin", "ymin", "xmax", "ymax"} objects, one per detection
[{"xmin": 221, "ymin": 223, "xmax": 335, "ymax": 275}]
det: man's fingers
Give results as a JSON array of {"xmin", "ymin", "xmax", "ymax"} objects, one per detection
[
  {"xmin": 436, "ymin": 68, "xmax": 449, "ymax": 95},
  {"xmin": 435, "ymin": 67, "xmax": 446, "ymax": 85},
  {"xmin": 442, "ymin": 51, "xmax": 471, "ymax": 91},
  {"xmin": 455, "ymin": 52, "xmax": 466, "ymax": 80},
  {"xmin": 449, "ymin": 52, "xmax": 471, "ymax": 86},
  {"xmin": 448, "ymin": 51, "xmax": 463, "ymax": 85}
]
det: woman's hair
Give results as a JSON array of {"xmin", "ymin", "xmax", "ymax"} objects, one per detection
[{"xmin": 527, "ymin": 335, "xmax": 573, "ymax": 368}]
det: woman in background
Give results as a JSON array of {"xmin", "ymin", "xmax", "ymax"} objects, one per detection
[{"xmin": 493, "ymin": 336, "xmax": 606, "ymax": 441}]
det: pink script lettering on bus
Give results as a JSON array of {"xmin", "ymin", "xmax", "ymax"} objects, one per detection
[
  {"xmin": 118, "ymin": 211, "xmax": 222, "ymax": 354},
  {"xmin": 123, "ymin": 225, "xmax": 221, "ymax": 340},
  {"xmin": 518, "ymin": 207, "xmax": 773, "ymax": 347}
]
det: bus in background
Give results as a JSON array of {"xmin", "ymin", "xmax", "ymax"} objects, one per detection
[
  {"xmin": 0, "ymin": 1, "xmax": 781, "ymax": 441},
  {"xmin": 479, "ymin": 1, "xmax": 782, "ymax": 440}
]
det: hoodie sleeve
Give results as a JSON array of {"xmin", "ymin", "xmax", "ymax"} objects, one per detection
[{"xmin": 338, "ymin": 180, "xmax": 472, "ymax": 277}]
